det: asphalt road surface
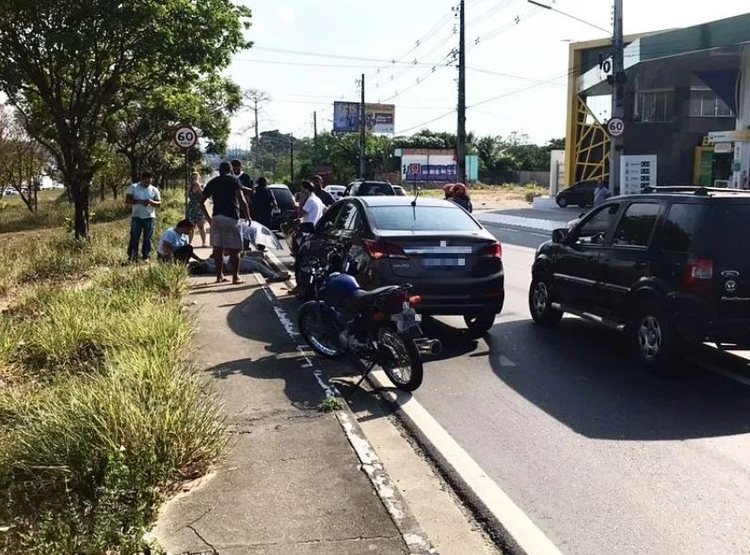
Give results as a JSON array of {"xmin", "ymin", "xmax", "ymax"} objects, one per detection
[{"xmin": 416, "ymin": 220, "xmax": 750, "ymax": 555}]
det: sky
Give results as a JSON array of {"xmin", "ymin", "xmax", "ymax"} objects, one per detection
[{"xmin": 226, "ymin": 0, "xmax": 750, "ymax": 149}]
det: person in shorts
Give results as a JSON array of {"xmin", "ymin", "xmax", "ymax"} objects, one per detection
[{"xmin": 200, "ymin": 161, "xmax": 251, "ymax": 284}]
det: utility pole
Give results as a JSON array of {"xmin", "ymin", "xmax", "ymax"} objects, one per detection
[
  {"xmin": 609, "ymin": 0, "xmax": 625, "ymax": 194},
  {"xmin": 290, "ymin": 134, "xmax": 295, "ymax": 183},
  {"xmin": 313, "ymin": 111, "xmax": 319, "ymax": 166},
  {"xmin": 456, "ymin": 0, "xmax": 467, "ymax": 184},
  {"xmin": 359, "ymin": 73, "xmax": 366, "ymax": 179}
]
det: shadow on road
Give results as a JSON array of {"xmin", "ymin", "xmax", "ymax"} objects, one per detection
[{"xmin": 483, "ymin": 317, "xmax": 750, "ymax": 441}]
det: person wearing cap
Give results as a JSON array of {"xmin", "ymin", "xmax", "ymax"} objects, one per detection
[{"xmin": 125, "ymin": 170, "xmax": 161, "ymax": 262}]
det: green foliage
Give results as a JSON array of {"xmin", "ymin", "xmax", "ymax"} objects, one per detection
[{"xmin": 476, "ymin": 133, "xmax": 566, "ymax": 173}]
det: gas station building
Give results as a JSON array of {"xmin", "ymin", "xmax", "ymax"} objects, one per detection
[{"xmin": 564, "ymin": 13, "xmax": 750, "ymax": 191}]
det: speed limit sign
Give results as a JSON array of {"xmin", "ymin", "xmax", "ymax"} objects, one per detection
[
  {"xmin": 173, "ymin": 125, "xmax": 198, "ymax": 149},
  {"xmin": 607, "ymin": 117, "xmax": 625, "ymax": 137}
]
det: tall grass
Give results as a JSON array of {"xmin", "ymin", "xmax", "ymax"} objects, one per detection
[{"xmin": 0, "ymin": 191, "xmax": 225, "ymax": 554}]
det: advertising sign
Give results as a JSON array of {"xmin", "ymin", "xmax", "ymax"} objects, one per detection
[
  {"xmin": 620, "ymin": 155, "xmax": 657, "ymax": 195},
  {"xmin": 333, "ymin": 102, "xmax": 395, "ymax": 134},
  {"xmin": 398, "ymin": 149, "xmax": 478, "ymax": 183}
]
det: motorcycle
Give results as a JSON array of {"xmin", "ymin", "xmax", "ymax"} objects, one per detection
[
  {"xmin": 297, "ymin": 271, "xmax": 442, "ymax": 392},
  {"xmin": 296, "ymin": 248, "xmax": 345, "ymax": 303}
]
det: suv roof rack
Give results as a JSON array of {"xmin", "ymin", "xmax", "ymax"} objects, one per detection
[{"xmin": 643, "ymin": 186, "xmax": 750, "ymax": 196}]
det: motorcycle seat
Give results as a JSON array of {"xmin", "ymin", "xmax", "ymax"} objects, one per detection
[{"xmin": 342, "ymin": 286, "xmax": 403, "ymax": 312}]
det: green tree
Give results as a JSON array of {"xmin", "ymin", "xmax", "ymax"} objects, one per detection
[{"xmin": 0, "ymin": 0, "xmax": 251, "ymax": 238}]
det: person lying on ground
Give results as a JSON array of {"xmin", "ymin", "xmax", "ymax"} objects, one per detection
[
  {"xmin": 189, "ymin": 251, "xmax": 289, "ymax": 282},
  {"xmin": 158, "ymin": 219, "xmax": 204, "ymax": 263}
]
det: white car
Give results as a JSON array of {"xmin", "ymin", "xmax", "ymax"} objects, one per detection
[{"xmin": 324, "ymin": 185, "xmax": 346, "ymax": 200}]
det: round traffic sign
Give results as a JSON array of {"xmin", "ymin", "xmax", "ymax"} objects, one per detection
[
  {"xmin": 607, "ymin": 117, "xmax": 625, "ymax": 137},
  {"xmin": 174, "ymin": 126, "xmax": 198, "ymax": 149}
]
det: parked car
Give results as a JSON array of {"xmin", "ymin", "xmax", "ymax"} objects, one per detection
[
  {"xmin": 529, "ymin": 186, "xmax": 750, "ymax": 374},
  {"xmin": 268, "ymin": 183, "xmax": 297, "ymax": 231},
  {"xmin": 555, "ymin": 180, "xmax": 599, "ymax": 208},
  {"xmin": 343, "ymin": 180, "xmax": 396, "ymax": 197},
  {"xmin": 324, "ymin": 185, "xmax": 346, "ymax": 200},
  {"xmin": 393, "ymin": 185, "xmax": 407, "ymax": 196},
  {"xmin": 297, "ymin": 196, "xmax": 504, "ymax": 336}
]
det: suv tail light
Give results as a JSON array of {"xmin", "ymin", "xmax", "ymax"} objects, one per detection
[
  {"xmin": 482, "ymin": 242, "xmax": 503, "ymax": 259},
  {"xmin": 362, "ymin": 240, "xmax": 408, "ymax": 260},
  {"xmin": 683, "ymin": 259, "xmax": 714, "ymax": 294}
]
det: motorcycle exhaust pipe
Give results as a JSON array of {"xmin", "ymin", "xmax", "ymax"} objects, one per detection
[{"xmin": 415, "ymin": 338, "xmax": 442, "ymax": 356}]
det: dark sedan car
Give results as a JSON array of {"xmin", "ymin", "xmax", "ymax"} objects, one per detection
[
  {"xmin": 555, "ymin": 180, "xmax": 599, "ymax": 208},
  {"xmin": 297, "ymin": 196, "xmax": 504, "ymax": 336},
  {"xmin": 344, "ymin": 180, "xmax": 396, "ymax": 197},
  {"xmin": 268, "ymin": 183, "xmax": 297, "ymax": 231}
]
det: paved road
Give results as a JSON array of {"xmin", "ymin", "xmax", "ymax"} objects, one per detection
[{"xmin": 415, "ymin": 221, "xmax": 750, "ymax": 555}]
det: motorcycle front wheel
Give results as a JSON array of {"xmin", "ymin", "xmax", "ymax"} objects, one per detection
[
  {"xmin": 376, "ymin": 327, "xmax": 423, "ymax": 392},
  {"xmin": 298, "ymin": 303, "xmax": 345, "ymax": 360}
]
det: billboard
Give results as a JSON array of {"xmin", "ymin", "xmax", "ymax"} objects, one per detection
[
  {"xmin": 398, "ymin": 149, "xmax": 479, "ymax": 183},
  {"xmin": 333, "ymin": 102, "xmax": 395, "ymax": 134}
]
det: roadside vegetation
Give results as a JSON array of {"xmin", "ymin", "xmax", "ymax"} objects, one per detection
[{"xmin": 0, "ymin": 190, "xmax": 226, "ymax": 554}]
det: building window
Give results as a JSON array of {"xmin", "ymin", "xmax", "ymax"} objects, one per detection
[
  {"xmin": 689, "ymin": 88, "xmax": 733, "ymax": 118},
  {"xmin": 634, "ymin": 90, "xmax": 674, "ymax": 123}
]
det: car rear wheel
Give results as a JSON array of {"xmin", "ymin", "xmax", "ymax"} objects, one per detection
[
  {"xmin": 529, "ymin": 277, "xmax": 563, "ymax": 326},
  {"xmin": 557, "ymin": 197, "xmax": 568, "ymax": 208},
  {"xmin": 632, "ymin": 302, "xmax": 683, "ymax": 377},
  {"xmin": 463, "ymin": 312, "xmax": 496, "ymax": 338}
]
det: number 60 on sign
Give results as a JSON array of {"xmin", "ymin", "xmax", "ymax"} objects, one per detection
[{"xmin": 174, "ymin": 126, "xmax": 197, "ymax": 149}]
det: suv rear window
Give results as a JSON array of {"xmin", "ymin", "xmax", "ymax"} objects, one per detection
[
  {"xmin": 707, "ymin": 203, "xmax": 750, "ymax": 261},
  {"xmin": 369, "ymin": 205, "xmax": 481, "ymax": 231},
  {"xmin": 357, "ymin": 183, "xmax": 394, "ymax": 196},
  {"xmin": 661, "ymin": 203, "xmax": 705, "ymax": 253}
]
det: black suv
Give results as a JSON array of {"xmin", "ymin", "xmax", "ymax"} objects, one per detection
[
  {"xmin": 344, "ymin": 180, "xmax": 396, "ymax": 197},
  {"xmin": 529, "ymin": 187, "xmax": 750, "ymax": 374}
]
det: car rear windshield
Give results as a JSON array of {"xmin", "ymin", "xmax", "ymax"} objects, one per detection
[
  {"xmin": 369, "ymin": 205, "xmax": 481, "ymax": 232},
  {"xmin": 706, "ymin": 203, "xmax": 750, "ymax": 262},
  {"xmin": 271, "ymin": 187, "xmax": 294, "ymax": 205}
]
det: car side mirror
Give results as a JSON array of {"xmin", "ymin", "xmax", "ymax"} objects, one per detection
[
  {"xmin": 552, "ymin": 228, "xmax": 569, "ymax": 244},
  {"xmin": 299, "ymin": 222, "xmax": 315, "ymax": 234}
]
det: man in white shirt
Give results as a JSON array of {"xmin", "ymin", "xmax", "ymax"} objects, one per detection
[
  {"xmin": 125, "ymin": 171, "xmax": 161, "ymax": 262},
  {"xmin": 299, "ymin": 180, "xmax": 324, "ymax": 225},
  {"xmin": 157, "ymin": 219, "xmax": 202, "ymax": 263}
]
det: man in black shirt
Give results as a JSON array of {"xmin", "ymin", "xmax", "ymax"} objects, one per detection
[
  {"xmin": 200, "ymin": 161, "xmax": 251, "ymax": 284},
  {"xmin": 251, "ymin": 176, "xmax": 278, "ymax": 229},
  {"xmin": 312, "ymin": 174, "xmax": 335, "ymax": 207}
]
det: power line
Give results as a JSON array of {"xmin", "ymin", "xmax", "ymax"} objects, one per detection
[
  {"xmin": 248, "ymin": 46, "xmax": 447, "ymax": 65},
  {"xmin": 394, "ymin": 109, "xmax": 457, "ymax": 135}
]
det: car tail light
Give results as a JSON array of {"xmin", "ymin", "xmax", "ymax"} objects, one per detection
[
  {"xmin": 409, "ymin": 295, "xmax": 422, "ymax": 305},
  {"xmin": 482, "ymin": 242, "xmax": 503, "ymax": 259},
  {"xmin": 362, "ymin": 240, "xmax": 408, "ymax": 260},
  {"xmin": 683, "ymin": 259, "xmax": 714, "ymax": 294}
]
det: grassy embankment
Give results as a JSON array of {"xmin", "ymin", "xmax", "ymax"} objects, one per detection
[{"xmin": 0, "ymin": 190, "xmax": 225, "ymax": 554}]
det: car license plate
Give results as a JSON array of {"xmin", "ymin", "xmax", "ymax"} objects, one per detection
[
  {"xmin": 392, "ymin": 305, "xmax": 422, "ymax": 332},
  {"xmin": 422, "ymin": 258, "xmax": 466, "ymax": 268}
]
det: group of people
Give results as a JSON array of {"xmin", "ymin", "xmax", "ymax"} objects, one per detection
[{"xmin": 443, "ymin": 182, "xmax": 474, "ymax": 213}]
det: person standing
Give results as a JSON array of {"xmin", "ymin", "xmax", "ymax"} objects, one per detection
[
  {"xmin": 312, "ymin": 174, "xmax": 335, "ymax": 207},
  {"xmin": 251, "ymin": 176, "xmax": 278, "ymax": 229},
  {"xmin": 186, "ymin": 172, "xmax": 207, "ymax": 247},
  {"xmin": 125, "ymin": 171, "xmax": 161, "ymax": 263},
  {"xmin": 593, "ymin": 180, "xmax": 612, "ymax": 206},
  {"xmin": 200, "ymin": 161, "xmax": 251, "ymax": 285},
  {"xmin": 450, "ymin": 183, "xmax": 473, "ymax": 213},
  {"xmin": 299, "ymin": 180, "xmax": 324, "ymax": 225}
]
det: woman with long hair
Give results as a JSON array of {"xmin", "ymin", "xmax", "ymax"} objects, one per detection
[
  {"xmin": 450, "ymin": 183, "xmax": 473, "ymax": 213},
  {"xmin": 186, "ymin": 172, "xmax": 207, "ymax": 246}
]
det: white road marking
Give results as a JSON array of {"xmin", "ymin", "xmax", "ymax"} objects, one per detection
[
  {"xmin": 500, "ymin": 355, "xmax": 517, "ymax": 367},
  {"xmin": 369, "ymin": 370, "xmax": 565, "ymax": 555}
]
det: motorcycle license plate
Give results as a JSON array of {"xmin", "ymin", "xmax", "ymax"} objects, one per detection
[{"xmin": 392, "ymin": 305, "xmax": 421, "ymax": 333}]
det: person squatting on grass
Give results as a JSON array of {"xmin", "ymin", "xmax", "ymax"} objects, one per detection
[
  {"xmin": 158, "ymin": 219, "xmax": 204, "ymax": 263},
  {"xmin": 200, "ymin": 161, "xmax": 252, "ymax": 285},
  {"xmin": 125, "ymin": 171, "xmax": 162, "ymax": 262}
]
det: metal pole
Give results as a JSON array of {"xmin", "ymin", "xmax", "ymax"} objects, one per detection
[
  {"xmin": 359, "ymin": 73, "xmax": 366, "ymax": 179},
  {"xmin": 184, "ymin": 149, "xmax": 189, "ymax": 216},
  {"xmin": 456, "ymin": 0, "xmax": 467, "ymax": 184},
  {"xmin": 609, "ymin": 0, "xmax": 624, "ymax": 194},
  {"xmin": 313, "ymin": 111, "xmax": 319, "ymax": 166},
  {"xmin": 290, "ymin": 134, "xmax": 295, "ymax": 183}
]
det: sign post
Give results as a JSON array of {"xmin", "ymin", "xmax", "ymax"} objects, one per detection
[{"xmin": 173, "ymin": 125, "xmax": 198, "ymax": 214}]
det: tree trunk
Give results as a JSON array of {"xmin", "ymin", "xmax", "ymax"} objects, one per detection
[
  {"xmin": 71, "ymin": 176, "xmax": 91, "ymax": 239},
  {"xmin": 100, "ymin": 177, "xmax": 105, "ymax": 201}
]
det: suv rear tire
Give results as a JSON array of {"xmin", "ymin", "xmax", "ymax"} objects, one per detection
[
  {"xmin": 464, "ymin": 312, "xmax": 496, "ymax": 338},
  {"xmin": 529, "ymin": 277, "xmax": 563, "ymax": 326},
  {"xmin": 632, "ymin": 302, "xmax": 683, "ymax": 376},
  {"xmin": 557, "ymin": 197, "xmax": 568, "ymax": 208}
]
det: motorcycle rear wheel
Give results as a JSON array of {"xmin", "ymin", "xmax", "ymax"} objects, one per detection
[
  {"xmin": 298, "ymin": 303, "xmax": 345, "ymax": 360},
  {"xmin": 377, "ymin": 327, "xmax": 423, "ymax": 392}
]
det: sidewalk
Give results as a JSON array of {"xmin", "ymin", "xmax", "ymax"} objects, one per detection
[
  {"xmin": 154, "ymin": 274, "xmax": 427, "ymax": 554},
  {"xmin": 474, "ymin": 206, "xmax": 581, "ymax": 232}
]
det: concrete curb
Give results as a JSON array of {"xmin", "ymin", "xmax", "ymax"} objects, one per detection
[{"xmin": 254, "ymin": 269, "xmax": 437, "ymax": 555}]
